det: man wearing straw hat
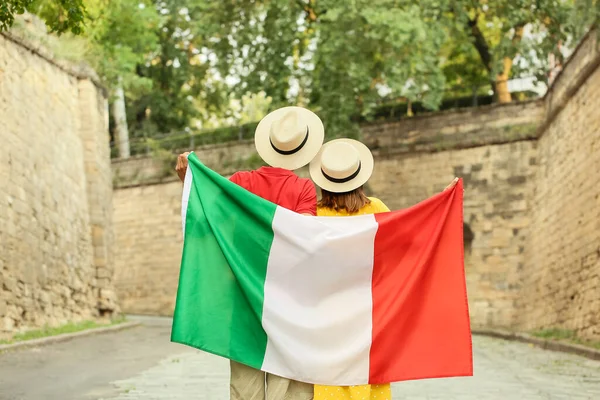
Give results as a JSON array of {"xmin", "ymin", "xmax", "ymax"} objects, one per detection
[{"xmin": 176, "ymin": 106, "xmax": 324, "ymax": 399}]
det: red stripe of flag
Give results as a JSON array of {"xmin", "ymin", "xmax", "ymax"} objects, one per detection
[{"xmin": 369, "ymin": 180, "xmax": 472, "ymax": 384}]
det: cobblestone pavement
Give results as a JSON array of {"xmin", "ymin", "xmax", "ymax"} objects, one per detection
[
  {"xmin": 1, "ymin": 316, "xmax": 599, "ymax": 400},
  {"xmin": 107, "ymin": 335, "xmax": 600, "ymax": 400}
]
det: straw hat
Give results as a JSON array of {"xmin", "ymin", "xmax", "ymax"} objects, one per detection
[
  {"xmin": 254, "ymin": 106, "xmax": 325, "ymax": 170},
  {"xmin": 309, "ymin": 138, "xmax": 374, "ymax": 193}
]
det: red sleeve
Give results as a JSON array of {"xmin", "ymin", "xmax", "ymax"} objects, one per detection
[
  {"xmin": 229, "ymin": 171, "xmax": 253, "ymax": 192},
  {"xmin": 229, "ymin": 172, "xmax": 242, "ymax": 185},
  {"xmin": 295, "ymin": 180, "xmax": 317, "ymax": 215}
]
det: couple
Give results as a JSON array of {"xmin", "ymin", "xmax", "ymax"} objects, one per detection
[{"xmin": 175, "ymin": 106, "xmax": 391, "ymax": 400}]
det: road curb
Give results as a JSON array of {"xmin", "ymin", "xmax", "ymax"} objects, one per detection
[
  {"xmin": 473, "ymin": 329, "xmax": 600, "ymax": 361},
  {"xmin": 0, "ymin": 321, "xmax": 141, "ymax": 353}
]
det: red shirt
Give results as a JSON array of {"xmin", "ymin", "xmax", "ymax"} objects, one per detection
[{"xmin": 230, "ymin": 167, "xmax": 317, "ymax": 215}]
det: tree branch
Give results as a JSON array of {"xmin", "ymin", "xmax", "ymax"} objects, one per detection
[{"xmin": 467, "ymin": 15, "xmax": 492, "ymax": 72}]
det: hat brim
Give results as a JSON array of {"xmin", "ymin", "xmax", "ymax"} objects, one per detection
[
  {"xmin": 255, "ymin": 107, "xmax": 325, "ymax": 170},
  {"xmin": 309, "ymin": 139, "xmax": 374, "ymax": 193}
]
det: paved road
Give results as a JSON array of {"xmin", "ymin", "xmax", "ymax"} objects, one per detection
[{"xmin": 1, "ymin": 316, "xmax": 599, "ymax": 400}]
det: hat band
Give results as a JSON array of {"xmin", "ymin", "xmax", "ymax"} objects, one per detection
[
  {"xmin": 270, "ymin": 127, "xmax": 309, "ymax": 155},
  {"xmin": 321, "ymin": 162, "xmax": 362, "ymax": 184}
]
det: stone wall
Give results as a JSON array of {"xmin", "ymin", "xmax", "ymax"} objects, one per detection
[
  {"xmin": 112, "ymin": 140, "xmax": 259, "ymax": 188},
  {"xmin": 0, "ymin": 31, "xmax": 117, "ymax": 336},
  {"xmin": 361, "ymin": 99, "xmax": 541, "ymax": 153},
  {"xmin": 111, "ymin": 100, "xmax": 542, "ymax": 187},
  {"xmin": 112, "ymin": 101, "xmax": 545, "ymax": 322},
  {"xmin": 518, "ymin": 31, "xmax": 600, "ymax": 340},
  {"xmin": 111, "ymin": 32, "xmax": 600, "ymax": 342},
  {"xmin": 369, "ymin": 142, "xmax": 538, "ymax": 329},
  {"xmin": 113, "ymin": 181, "xmax": 183, "ymax": 315}
]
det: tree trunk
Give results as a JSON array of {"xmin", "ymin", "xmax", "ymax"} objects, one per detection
[
  {"xmin": 495, "ymin": 57, "xmax": 513, "ymax": 103},
  {"xmin": 112, "ymin": 77, "xmax": 130, "ymax": 159},
  {"xmin": 495, "ymin": 25, "xmax": 525, "ymax": 103},
  {"xmin": 468, "ymin": 17, "xmax": 492, "ymax": 72},
  {"xmin": 468, "ymin": 17, "xmax": 525, "ymax": 104}
]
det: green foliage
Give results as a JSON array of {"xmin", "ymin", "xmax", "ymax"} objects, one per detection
[
  {"xmin": 0, "ymin": 0, "xmax": 86, "ymax": 34},
  {"xmin": 234, "ymin": 92, "xmax": 274, "ymax": 126},
  {"xmin": 203, "ymin": 0, "xmax": 448, "ymax": 138},
  {"xmin": 569, "ymin": 0, "xmax": 600, "ymax": 40},
  {"xmin": 532, "ymin": 328, "xmax": 576, "ymax": 340},
  {"xmin": 446, "ymin": 0, "xmax": 578, "ymax": 90},
  {"xmin": 194, "ymin": 0, "xmax": 588, "ymax": 136},
  {"xmin": 0, "ymin": 0, "xmax": 31, "ymax": 31},
  {"xmin": 13, "ymin": 0, "xmax": 596, "ymax": 144},
  {"xmin": 440, "ymin": 31, "xmax": 491, "ymax": 97},
  {"xmin": 313, "ymin": 2, "xmax": 447, "ymax": 135},
  {"xmin": 86, "ymin": 0, "xmax": 159, "ymax": 97},
  {"xmin": 119, "ymin": 0, "xmax": 228, "ymax": 137}
]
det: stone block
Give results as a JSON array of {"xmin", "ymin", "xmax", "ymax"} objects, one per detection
[
  {"xmin": 2, "ymin": 276, "xmax": 18, "ymax": 293},
  {"xmin": 1, "ymin": 316, "xmax": 15, "ymax": 332},
  {"xmin": 96, "ymin": 267, "xmax": 112, "ymax": 279}
]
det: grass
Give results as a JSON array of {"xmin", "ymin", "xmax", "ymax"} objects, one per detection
[
  {"xmin": 0, "ymin": 316, "xmax": 127, "ymax": 345},
  {"xmin": 531, "ymin": 328, "xmax": 600, "ymax": 350},
  {"xmin": 532, "ymin": 328, "xmax": 577, "ymax": 340}
]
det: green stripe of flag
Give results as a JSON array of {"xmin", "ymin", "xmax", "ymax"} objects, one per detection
[{"xmin": 171, "ymin": 153, "xmax": 277, "ymax": 368}]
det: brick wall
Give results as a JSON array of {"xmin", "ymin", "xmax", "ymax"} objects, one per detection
[{"xmin": 0, "ymin": 31, "xmax": 116, "ymax": 336}]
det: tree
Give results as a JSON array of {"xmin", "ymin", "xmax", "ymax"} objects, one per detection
[
  {"xmin": 306, "ymin": 2, "xmax": 447, "ymax": 132},
  {"xmin": 202, "ymin": 0, "xmax": 447, "ymax": 137},
  {"xmin": 197, "ymin": 91, "xmax": 273, "ymax": 129},
  {"xmin": 81, "ymin": 0, "xmax": 160, "ymax": 157},
  {"xmin": 85, "ymin": 0, "xmax": 158, "ymax": 94},
  {"xmin": 0, "ymin": 0, "xmax": 86, "ymax": 34},
  {"xmin": 447, "ymin": 0, "xmax": 576, "ymax": 102},
  {"xmin": 11, "ymin": 0, "xmax": 594, "ymax": 143},
  {"xmin": 569, "ymin": 0, "xmax": 599, "ymax": 39},
  {"xmin": 125, "ymin": 0, "xmax": 227, "ymax": 137},
  {"xmin": 440, "ymin": 36, "xmax": 491, "ymax": 102}
]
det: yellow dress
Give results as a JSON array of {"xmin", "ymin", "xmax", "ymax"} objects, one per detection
[{"xmin": 314, "ymin": 197, "xmax": 392, "ymax": 400}]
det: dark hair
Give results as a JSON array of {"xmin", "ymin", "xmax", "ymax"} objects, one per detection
[{"xmin": 318, "ymin": 186, "xmax": 371, "ymax": 214}]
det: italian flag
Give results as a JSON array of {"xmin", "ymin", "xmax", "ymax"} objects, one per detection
[{"xmin": 172, "ymin": 153, "xmax": 472, "ymax": 385}]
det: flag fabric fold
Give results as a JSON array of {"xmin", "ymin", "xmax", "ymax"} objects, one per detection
[{"xmin": 171, "ymin": 153, "xmax": 472, "ymax": 385}]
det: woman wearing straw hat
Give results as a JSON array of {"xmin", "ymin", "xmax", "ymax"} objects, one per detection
[
  {"xmin": 309, "ymin": 138, "xmax": 392, "ymax": 400},
  {"xmin": 309, "ymin": 140, "xmax": 460, "ymax": 400}
]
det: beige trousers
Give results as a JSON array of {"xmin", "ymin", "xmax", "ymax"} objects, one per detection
[{"xmin": 230, "ymin": 361, "xmax": 314, "ymax": 400}]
